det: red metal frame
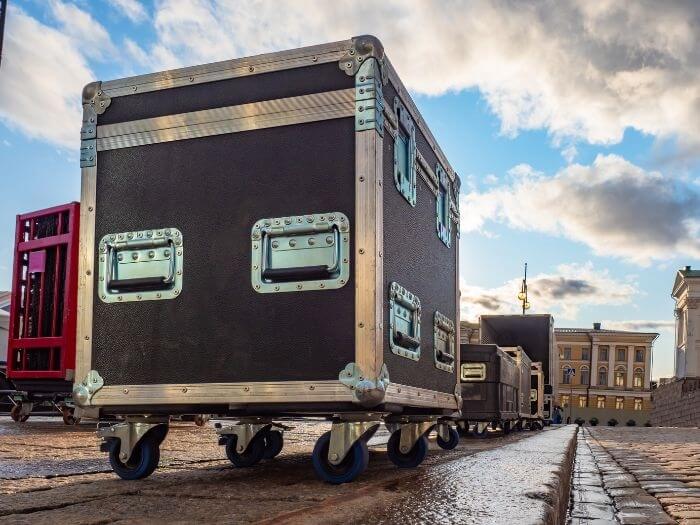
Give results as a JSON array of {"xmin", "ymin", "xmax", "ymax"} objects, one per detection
[{"xmin": 7, "ymin": 202, "xmax": 80, "ymax": 381}]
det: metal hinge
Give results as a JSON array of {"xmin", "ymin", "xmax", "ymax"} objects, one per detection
[
  {"xmin": 339, "ymin": 362, "xmax": 390, "ymax": 407},
  {"xmin": 73, "ymin": 370, "xmax": 104, "ymax": 407},
  {"xmin": 355, "ymin": 58, "xmax": 384, "ymax": 134},
  {"xmin": 80, "ymin": 81, "xmax": 111, "ymax": 168}
]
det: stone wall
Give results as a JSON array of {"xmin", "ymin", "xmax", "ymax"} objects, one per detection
[{"xmin": 651, "ymin": 377, "xmax": 700, "ymax": 427}]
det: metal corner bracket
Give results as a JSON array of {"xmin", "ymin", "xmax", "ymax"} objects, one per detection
[
  {"xmin": 339, "ymin": 362, "xmax": 390, "ymax": 407},
  {"xmin": 73, "ymin": 370, "xmax": 104, "ymax": 407},
  {"xmin": 339, "ymin": 35, "xmax": 386, "ymax": 79},
  {"xmin": 80, "ymin": 81, "xmax": 111, "ymax": 168}
]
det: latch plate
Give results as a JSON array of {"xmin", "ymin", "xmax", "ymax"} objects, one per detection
[
  {"xmin": 251, "ymin": 212, "xmax": 350, "ymax": 293},
  {"xmin": 389, "ymin": 282, "xmax": 421, "ymax": 361},
  {"xmin": 433, "ymin": 311, "xmax": 455, "ymax": 372},
  {"xmin": 98, "ymin": 228, "xmax": 183, "ymax": 303},
  {"xmin": 436, "ymin": 164, "xmax": 452, "ymax": 247},
  {"xmin": 392, "ymin": 97, "xmax": 417, "ymax": 207}
]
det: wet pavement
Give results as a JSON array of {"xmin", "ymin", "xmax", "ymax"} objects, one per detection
[
  {"xmin": 0, "ymin": 416, "xmax": 573, "ymax": 524},
  {"xmin": 569, "ymin": 426, "xmax": 700, "ymax": 525}
]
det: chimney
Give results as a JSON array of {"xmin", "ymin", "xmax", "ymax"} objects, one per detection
[
  {"xmin": 593, "ymin": 322, "xmax": 601, "ymax": 330},
  {"xmin": 685, "ymin": 265, "xmax": 692, "ymax": 271}
]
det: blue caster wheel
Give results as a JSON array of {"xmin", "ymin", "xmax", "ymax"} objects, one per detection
[
  {"xmin": 437, "ymin": 427, "xmax": 460, "ymax": 450},
  {"xmin": 474, "ymin": 424, "xmax": 489, "ymax": 439},
  {"xmin": 263, "ymin": 430, "xmax": 284, "ymax": 459},
  {"xmin": 108, "ymin": 433, "xmax": 160, "ymax": 480},
  {"xmin": 387, "ymin": 431, "xmax": 428, "ymax": 468},
  {"xmin": 312, "ymin": 431, "xmax": 369, "ymax": 484},
  {"xmin": 225, "ymin": 434, "xmax": 265, "ymax": 467}
]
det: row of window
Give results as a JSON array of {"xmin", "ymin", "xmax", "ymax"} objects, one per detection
[
  {"xmin": 561, "ymin": 365, "xmax": 645, "ymax": 388},
  {"xmin": 560, "ymin": 345, "xmax": 645, "ymax": 363},
  {"xmin": 560, "ymin": 394, "xmax": 644, "ymax": 411}
]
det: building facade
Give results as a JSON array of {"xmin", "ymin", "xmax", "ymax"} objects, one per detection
[
  {"xmin": 556, "ymin": 323, "xmax": 656, "ymax": 414},
  {"xmin": 672, "ymin": 266, "xmax": 700, "ymax": 378}
]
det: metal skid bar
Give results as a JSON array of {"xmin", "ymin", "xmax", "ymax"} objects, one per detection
[{"xmin": 97, "ymin": 417, "xmax": 169, "ymax": 463}]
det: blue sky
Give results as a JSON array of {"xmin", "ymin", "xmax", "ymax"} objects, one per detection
[{"xmin": 2, "ymin": 1, "xmax": 700, "ymax": 378}]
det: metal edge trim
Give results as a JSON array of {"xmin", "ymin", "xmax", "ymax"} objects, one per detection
[
  {"xmin": 385, "ymin": 383, "xmax": 459, "ymax": 409},
  {"xmin": 354, "ymin": 128, "xmax": 384, "ymax": 381},
  {"xmin": 90, "ymin": 381, "xmax": 354, "ymax": 406},
  {"xmin": 96, "ymin": 89, "xmax": 355, "ymax": 151},
  {"xmin": 383, "ymin": 55, "xmax": 458, "ymax": 184},
  {"xmin": 101, "ymin": 40, "xmax": 354, "ymax": 98}
]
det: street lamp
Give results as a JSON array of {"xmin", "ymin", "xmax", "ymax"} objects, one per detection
[{"xmin": 518, "ymin": 262, "xmax": 530, "ymax": 315}]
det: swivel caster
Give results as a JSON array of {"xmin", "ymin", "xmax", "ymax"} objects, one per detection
[
  {"xmin": 262, "ymin": 430, "xmax": 284, "ymax": 459},
  {"xmin": 502, "ymin": 420, "xmax": 511, "ymax": 434},
  {"xmin": 456, "ymin": 421, "xmax": 469, "ymax": 437},
  {"xmin": 312, "ymin": 431, "xmax": 369, "ymax": 484},
  {"xmin": 387, "ymin": 431, "xmax": 428, "ymax": 468},
  {"xmin": 61, "ymin": 406, "xmax": 81, "ymax": 426},
  {"xmin": 107, "ymin": 432, "xmax": 161, "ymax": 480},
  {"xmin": 225, "ymin": 434, "xmax": 266, "ymax": 467},
  {"xmin": 10, "ymin": 403, "xmax": 30, "ymax": 423},
  {"xmin": 436, "ymin": 427, "xmax": 459, "ymax": 450},
  {"xmin": 474, "ymin": 422, "xmax": 489, "ymax": 438}
]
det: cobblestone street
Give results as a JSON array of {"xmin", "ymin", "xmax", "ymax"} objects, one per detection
[{"xmin": 570, "ymin": 426, "xmax": 700, "ymax": 524}]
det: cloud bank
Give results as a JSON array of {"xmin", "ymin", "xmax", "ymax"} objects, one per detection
[{"xmin": 461, "ymin": 154, "xmax": 700, "ymax": 265}]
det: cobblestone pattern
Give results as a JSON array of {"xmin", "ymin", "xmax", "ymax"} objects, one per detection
[
  {"xmin": 652, "ymin": 378, "xmax": 700, "ymax": 428},
  {"xmin": 580, "ymin": 426, "xmax": 700, "ymax": 525}
]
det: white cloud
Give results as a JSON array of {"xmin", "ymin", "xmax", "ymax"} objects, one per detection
[
  {"xmin": 461, "ymin": 154, "xmax": 700, "ymax": 265},
  {"xmin": 109, "ymin": 0, "xmax": 148, "ymax": 23},
  {"xmin": 49, "ymin": 0, "xmax": 116, "ymax": 60},
  {"xmin": 0, "ymin": 5, "xmax": 93, "ymax": 149},
  {"xmin": 461, "ymin": 262, "xmax": 637, "ymax": 321},
  {"xmin": 561, "ymin": 145, "xmax": 578, "ymax": 164},
  {"xmin": 146, "ymin": 0, "xmax": 700, "ymax": 152}
]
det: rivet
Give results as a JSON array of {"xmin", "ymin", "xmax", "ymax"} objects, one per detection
[
  {"xmin": 379, "ymin": 251, "xmax": 383, "ymax": 257},
  {"xmin": 123, "ymin": 388, "xmax": 129, "ymax": 394},
  {"xmin": 84, "ymin": 335, "xmax": 90, "ymax": 340},
  {"xmin": 312, "ymin": 56, "xmax": 318, "ymax": 62},
  {"xmin": 131, "ymin": 252, "xmax": 139, "ymax": 260},
  {"xmin": 349, "ymin": 49, "xmax": 355, "ymax": 55},
  {"xmin": 297, "ymin": 284, "xmax": 302, "ymax": 290},
  {"xmin": 255, "ymin": 285, "xmax": 260, "ymax": 290},
  {"xmin": 189, "ymin": 76, "xmax": 194, "ymax": 82},
  {"xmin": 359, "ymin": 176, "xmax": 365, "ymax": 182},
  {"xmin": 136, "ymin": 295, "xmax": 142, "ymax": 300},
  {"xmin": 284, "ymin": 218, "xmax": 292, "ymax": 225},
  {"xmin": 359, "ymin": 248, "xmax": 365, "ymax": 254},
  {"xmin": 88, "ymin": 206, "xmax": 94, "ymax": 212},
  {"xmin": 127, "ymin": 232, "xmax": 134, "ymax": 239},
  {"xmin": 165, "ymin": 229, "xmax": 171, "ymax": 236},
  {"xmin": 319, "ymin": 283, "xmax": 325, "ymax": 288},
  {"xmin": 330, "ymin": 453, "xmax": 338, "ymax": 460},
  {"xmin": 309, "ymin": 385, "xmax": 315, "ymax": 390},
  {"xmin": 86, "ymin": 270, "xmax": 91, "ymax": 275},
  {"xmin": 147, "ymin": 231, "xmax": 153, "ymax": 237},
  {"xmin": 359, "ymin": 322, "xmax": 364, "ymax": 328},
  {"xmin": 182, "ymin": 387, "xmax": 188, "ymax": 393},
  {"xmin": 164, "ymin": 249, "xmax": 170, "ymax": 257},
  {"xmin": 308, "ymin": 238, "xmax": 316, "ymax": 246},
  {"xmin": 306, "ymin": 216, "xmax": 314, "ymax": 223},
  {"xmin": 274, "ymin": 286, "xmax": 280, "ymax": 291},
  {"xmin": 326, "ymin": 236, "xmax": 334, "ymax": 245},
  {"xmin": 343, "ymin": 258, "xmax": 348, "ymax": 263},
  {"xmin": 340, "ymin": 280, "xmax": 345, "ymax": 284},
  {"xmin": 148, "ymin": 250, "xmax": 155, "ymax": 258},
  {"xmin": 117, "ymin": 296, "xmax": 122, "ymax": 301},
  {"xmin": 177, "ymin": 250, "xmax": 182, "ymax": 255},
  {"xmin": 101, "ymin": 295, "xmax": 106, "ymax": 299},
  {"xmin": 173, "ymin": 289, "xmax": 180, "ymax": 295},
  {"xmin": 289, "ymin": 239, "xmax": 297, "ymax": 247},
  {"xmin": 244, "ymin": 386, "xmax": 250, "ymax": 392},
  {"xmin": 248, "ymin": 66, "xmax": 254, "ymax": 72},
  {"xmin": 132, "ymin": 86, "xmax": 137, "ymax": 92},
  {"xmin": 156, "ymin": 293, "xmax": 162, "ymax": 298},
  {"xmin": 272, "ymin": 241, "xmax": 279, "ymax": 248},
  {"xmin": 117, "ymin": 254, "xmax": 124, "ymax": 261}
]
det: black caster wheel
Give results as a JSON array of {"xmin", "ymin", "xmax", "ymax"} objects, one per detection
[
  {"xmin": 502, "ymin": 421, "xmax": 511, "ymax": 434},
  {"xmin": 514, "ymin": 420, "xmax": 523, "ymax": 432},
  {"xmin": 262, "ymin": 430, "xmax": 284, "ymax": 459},
  {"xmin": 225, "ymin": 435, "xmax": 265, "ymax": 467},
  {"xmin": 311, "ymin": 431, "xmax": 369, "ymax": 484},
  {"xmin": 457, "ymin": 422, "xmax": 469, "ymax": 437},
  {"xmin": 10, "ymin": 404, "xmax": 29, "ymax": 423},
  {"xmin": 474, "ymin": 425, "xmax": 489, "ymax": 438},
  {"xmin": 108, "ymin": 434, "xmax": 160, "ymax": 480},
  {"xmin": 387, "ymin": 431, "xmax": 428, "ymax": 468},
  {"xmin": 61, "ymin": 407, "xmax": 81, "ymax": 426},
  {"xmin": 437, "ymin": 427, "xmax": 460, "ymax": 450}
]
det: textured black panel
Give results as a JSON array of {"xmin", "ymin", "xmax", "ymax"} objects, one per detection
[
  {"xmin": 382, "ymin": 84, "xmax": 458, "ymax": 395},
  {"xmin": 92, "ymin": 118, "xmax": 356, "ymax": 385},
  {"xmin": 101, "ymin": 63, "xmax": 354, "ymax": 125}
]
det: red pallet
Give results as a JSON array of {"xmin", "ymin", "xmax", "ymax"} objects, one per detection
[{"xmin": 7, "ymin": 203, "xmax": 79, "ymax": 381}]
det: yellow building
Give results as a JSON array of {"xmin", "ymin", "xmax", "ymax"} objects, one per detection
[{"xmin": 556, "ymin": 323, "xmax": 657, "ymax": 415}]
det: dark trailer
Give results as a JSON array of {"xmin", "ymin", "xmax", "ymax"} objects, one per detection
[
  {"xmin": 73, "ymin": 35, "xmax": 461, "ymax": 483},
  {"xmin": 479, "ymin": 314, "xmax": 556, "ymax": 419}
]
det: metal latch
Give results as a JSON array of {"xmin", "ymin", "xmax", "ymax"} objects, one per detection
[
  {"xmin": 98, "ymin": 228, "xmax": 183, "ymax": 303},
  {"xmin": 461, "ymin": 363, "xmax": 486, "ymax": 381},
  {"xmin": 389, "ymin": 282, "xmax": 421, "ymax": 361},
  {"xmin": 435, "ymin": 163, "xmax": 452, "ymax": 247},
  {"xmin": 433, "ymin": 311, "xmax": 455, "ymax": 372},
  {"xmin": 251, "ymin": 212, "xmax": 350, "ymax": 293}
]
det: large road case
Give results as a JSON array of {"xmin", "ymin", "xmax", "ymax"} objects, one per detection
[
  {"xmin": 458, "ymin": 344, "xmax": 519, "ymax": 435},
  {"xmin": 73, "ymin": 35, "xmax": 461, "ymax": 482}
]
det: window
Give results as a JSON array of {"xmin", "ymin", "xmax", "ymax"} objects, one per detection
[
  {"xmin": 598, "ymin": 367, "xmax": 608, "ymax": 386},
  {"xmin": 562, "ymin": 346, "xmax": 572, "ymax": 360},
  {"xmin": 581, "ymin": 347, "xmax": 590, "ymax": 360},
  {"xmin": 615, "ymin": 397, "xmax": 624, "ymax": 410},
  {"xmin": 597, "ymin": 396, "xmax": 606, "ymax": 408},
  {"xmin": 561, "ymin": 394, "xmax": 570, "ymax": 407},
  {"xmin": 580, "ymin": 367, "xmax": 590, "ymax": 386},
  {"xmin": 562, "ymin": 368, "xmax": 572, "ymax": 384},
  {"xmin": 634, "ymin": 398, "xmax": 643, "ymax": 411},
  {"xmin": 616, "ymin": 347, "xmax": 627, "ymax": 362},
  {"xmin": 599, "ymin": 346, "xmax": 609, "ymax": 361},
  {"xmin": 578, "ymin": 395, "xmax": 588, "ymax": 408},
  {"xmin": 615, "ymin": 367, "xmax": 626, "ymax": 388},
  {"xmin": 635, "ymin": 347, "xmax": 645, "ymax": 363},
  {"xmin": 633, "ymin": 368, "xmax": 644, "ymax": 388}
]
